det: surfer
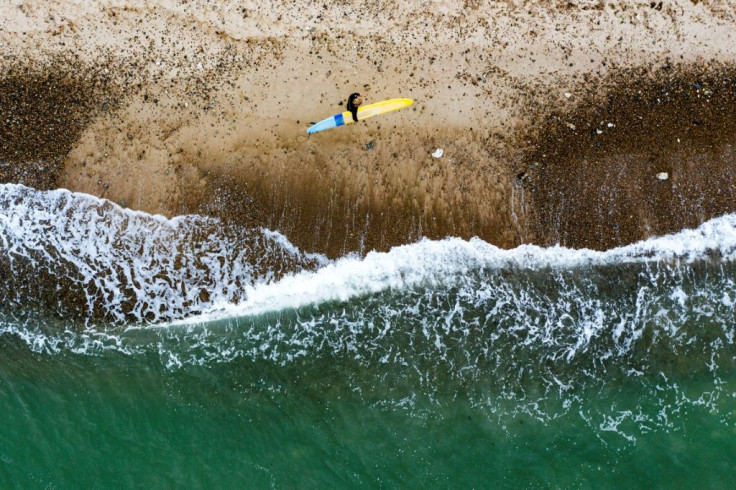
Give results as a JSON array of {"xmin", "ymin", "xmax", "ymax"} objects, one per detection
[{"xmin": 346, "ymin": 92, "xmax": 364, "ymax": 122}]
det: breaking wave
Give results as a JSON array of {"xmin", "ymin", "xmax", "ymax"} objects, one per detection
[{"xmin": 2, "ymin": 184, "xmax": 736, "ymax": 438}]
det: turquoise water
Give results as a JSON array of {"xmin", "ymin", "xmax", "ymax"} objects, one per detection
[
  {"xmin": 1, "ymin": 184, "xmax": 736, "ymax": 487},
  {"xmin": 2, "ymin": 340, "xmax": 735, "ymax": 487}
]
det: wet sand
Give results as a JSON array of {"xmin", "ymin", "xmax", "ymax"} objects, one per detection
[{"xmin": 2, "ymin": 0, "xmax": 736, "ymax": 257}]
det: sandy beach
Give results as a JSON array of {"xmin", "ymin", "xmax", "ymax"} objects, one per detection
[{"xmin": 2, "ymin": 0, "xmax": 736, "ymax": 257}]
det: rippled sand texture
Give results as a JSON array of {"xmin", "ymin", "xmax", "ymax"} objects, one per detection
[{"xmin": 2, "ymin": 0, "xmax": 735, "ymax": 256}]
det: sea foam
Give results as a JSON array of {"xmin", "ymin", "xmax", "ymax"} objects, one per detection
[
  {"xmin": 2, "ymin": 183, "xmax": 736, "ymax": 328},
  {"xmin": 3, "ymin": 185, "xmax": 735, "ymax": 433},
  {"xmin": 0, "ymin": 184, "xmax": 323, "ymax": 324},
  {"xmin": 177, "ymin": 213, "xmax": 736, "ymax": 324}
]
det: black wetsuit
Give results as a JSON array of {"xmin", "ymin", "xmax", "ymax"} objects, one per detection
[{"xmin": 346, "ymin": 93, "xmax": 361, "ymax": 122}]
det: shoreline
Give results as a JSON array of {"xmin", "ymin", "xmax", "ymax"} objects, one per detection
[{"xmin": 2, "ymin": 1, "xmax": 736, "ymax": 257}]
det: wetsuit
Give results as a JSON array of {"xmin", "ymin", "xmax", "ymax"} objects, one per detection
[{"xmin": 346, "ymin": 92, "xmax": 361, "ymax": 122}]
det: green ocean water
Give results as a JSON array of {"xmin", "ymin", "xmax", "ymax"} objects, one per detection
[
  {"xmin": 2, "ymin": 185, "xmax": 736, "ymax": 487},
  {"xmin": 1, "ymin": 338, "xmax": 735, "ymax": 488}
]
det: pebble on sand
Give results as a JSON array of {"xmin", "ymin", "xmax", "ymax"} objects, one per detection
[
  {"xmin": 656, "ymin": 172, "xmax": 669, "ymax": 181},
  {"xmin": 432, "ymin": 148, "xmax": 444, "ymax": 158}
]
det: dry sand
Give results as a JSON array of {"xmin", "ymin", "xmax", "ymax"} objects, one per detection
[{"xmin": 2, "ymin": 0, "xmax": 736, "ymax": 257}]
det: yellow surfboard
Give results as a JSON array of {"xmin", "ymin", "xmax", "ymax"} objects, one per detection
[{"xmin": 307, "ymin": 98, "xmax": 413, "ymax": 134}]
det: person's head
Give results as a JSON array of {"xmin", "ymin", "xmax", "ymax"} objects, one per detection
[{"xmin": 349, "ymin": 92, "xmax": 363, "ymax": 107}]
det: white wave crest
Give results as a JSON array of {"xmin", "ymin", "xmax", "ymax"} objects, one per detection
[{"xmin": 177, "ymin": 213, "xmax": 736, "ymax": 323}]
